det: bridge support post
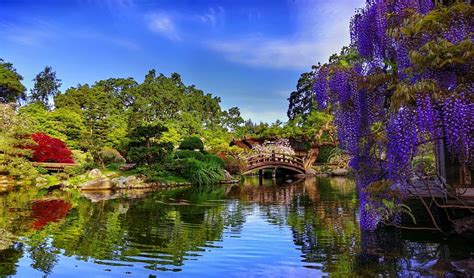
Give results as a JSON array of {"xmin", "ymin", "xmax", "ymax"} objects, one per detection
[
  {"xmin": 258, "ymin": 169, "xmax": 263, "ymax": 186},
  {"xmin": 272, "ymin": 168, "xmax": 276, "ymax": 178}
]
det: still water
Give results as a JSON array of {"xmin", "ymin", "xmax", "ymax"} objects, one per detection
[{"xmin": 0, "ymin": 177, "xmax": 473, "ymax": 277}]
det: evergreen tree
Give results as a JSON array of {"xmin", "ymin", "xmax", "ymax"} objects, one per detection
[{"xmin": 30, "ymin": 66, "xmax": 61, "ymax": 107}]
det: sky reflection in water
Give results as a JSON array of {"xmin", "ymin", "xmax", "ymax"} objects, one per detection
[{"xmin": 0, "ymin": 177, "xmax": 472, "ymax": 277}]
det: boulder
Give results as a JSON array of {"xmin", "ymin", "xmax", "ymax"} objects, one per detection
[
  {"xmin": 88, "ymin": 169, "xmax": 102, "ymax": 179},
  {"xmin": 332, "ymin": 168, "xmax": 350, "ymax": 176},
  {"xmin": 80, "ymin": 178, "xmax": 112, "ymax": 190},
  {"xmin": 105, "ymin": 172, "xmax": 119, "ymax": 178},
  {"xmin": 126, "ymin": 175, "xmax": 145, "ymax": 187},
  {"xmin": 119, "ymin": 163, "xmax": 136, "ymax": 171},
  {"xmin": 112, "ymin": 176, "xmax": 128, "ymax": 189}
]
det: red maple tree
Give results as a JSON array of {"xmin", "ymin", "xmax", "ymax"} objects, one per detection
[{"xmin": 29, "ymin": 133, "xmax": 75, "ymax": 163}]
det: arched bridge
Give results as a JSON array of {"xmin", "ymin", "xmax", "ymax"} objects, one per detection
[{"xmin": 243, "ymin": 152, "xmax": 306, "ymax": 175}]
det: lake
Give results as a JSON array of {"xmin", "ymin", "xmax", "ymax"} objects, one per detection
[{"xmin": 0, "ymin": 177, "xmax": 473, "ymax": 277}]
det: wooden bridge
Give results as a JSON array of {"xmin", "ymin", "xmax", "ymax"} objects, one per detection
[
  {"xmin": 31, "ymin": 162, "xmax": 78, "ymax": 171},
  {"xmin": 242, "ymin": 152, "xmax": 306, "ymax": 175}
]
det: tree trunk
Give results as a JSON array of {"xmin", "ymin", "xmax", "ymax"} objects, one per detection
[{"xmin": 303, "ymin": 145, "xmax": 319, "ymax": 170}]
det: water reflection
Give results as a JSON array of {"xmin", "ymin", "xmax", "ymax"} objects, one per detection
[{"xmin": 0, "ymin": 177, "xmax": 472, "ymax": 277}]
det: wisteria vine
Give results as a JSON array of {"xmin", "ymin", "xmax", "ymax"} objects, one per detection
[{"xmin": 313, "ymin": 0, "xmax": 474, "ymax": 230}]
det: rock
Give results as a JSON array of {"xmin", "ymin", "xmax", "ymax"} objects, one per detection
[
  {"xmin": 126, "ymin": 175, "xmax": 137, "ymax": 184},
  {"xmin": 81, "ymin": 190, "xmax": 119, "ymax": 202},
  {"xmin": 106, "ymin": 172, "xmax": 118, "ymax": 178},
  {"xmin": 126, "ymin": 175, "xmax": 145, "ymax": 188},
  {"xmin": 88, "ymin": 169, "xmax": 102, "ymax": 179},
  {"xmin": 119, "ymin": 163, "xmax": 136, "ymax": 171},
  {"xmin": 112, "ymin": 176, "xmax": 128, "ymax": 189},
  {"xmin": 80, "ymin": 178, "xmax": 112, "ymax": 190},
  {"xmin": 285, "ymin": 179, "xmax": 293, "ymax": 183},
  {"xmin": 332, "ymin": 168, "xmax": 349, "ymax": 176}
]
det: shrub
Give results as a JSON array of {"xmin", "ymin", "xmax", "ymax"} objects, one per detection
[
  {"xmin": 71, "ymin": 150, "xmax": 93, "ymax": 165},
  {"xmin": 175, "ymin": 150, "xmax": 224, "ymax": 167},
  {"xmin": 316, "ymin": 146, "xmax": 334, "ymax": 163},
  {"xmin": 29, "ymin": 133, "xmax": 74, "ymax": 163},
  {"xmin": 179, "ymin": 136, "xmax": 204, "ymax": 151},
  {"xmin": 99, "ymin": 147, "xmax": 126, "ymax": 165},
  {"xmin": 203, "ymin": 153, "xmax": 225, "ymax": 167},
  {"xmin": 64, "ymin": 165, "xmax": 87, "ymax": 176},
  {"xmin": 127, "ymin": 142, "xmax": 173, "ymax": 165},
  {"xmin": 220, "ymin": 155, "xmax": 243, "ymax": 175},
  {"xmin": 180, "ymin": 158, "xmax": 224, "ymax": 186},
  {"xmin": 175, "ymin": 149, "xmax": 205, "ymax": 160},
  {"xmin": 132, "ymin": 163, "xmax": 186, "ymax": 183}
]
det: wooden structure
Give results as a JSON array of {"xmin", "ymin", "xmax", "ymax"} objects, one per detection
[
  {"xmin": 31, "ymin": 162, "xmax": 78, "ymax": 171},
  {"xmin": 242, "ymin": 152, "xmax": 306, "ymax": 175}
]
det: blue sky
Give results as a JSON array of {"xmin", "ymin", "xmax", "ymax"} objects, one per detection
[{"xmin": 0, "ymin": 0, "xmax": 364, "ymax": 122}]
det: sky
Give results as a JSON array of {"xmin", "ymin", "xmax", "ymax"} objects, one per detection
[{"xmin": 0, "ymin": 0, "xmax": 364, "ymax": 123}]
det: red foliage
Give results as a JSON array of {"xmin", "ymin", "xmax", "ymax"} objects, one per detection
[
  {"xmin": 29, "ymin": 133, "xmax": 75, "ymax": 163},
  {"xmin": 31, "ymin": 199, "xmax": 72, "ymax": 230}
]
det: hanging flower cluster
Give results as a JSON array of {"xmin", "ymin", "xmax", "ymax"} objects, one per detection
[
  {"xmin": 252, "ymin": 139, "xmax": 296, "ymax": 156},
  {"xmin": 313, "ymin": 1, "xmax": 473, "ymax": 230}
]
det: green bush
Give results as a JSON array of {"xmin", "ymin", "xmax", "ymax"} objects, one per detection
[
  {"xmin": 180, "ymin": 158, "xmax": 224, "ymax": 186},
  {"xmin": 175, "ymin": 150, "xmax": 223, "ymax": 166},
  {"xmin": 203, "ymin": 153, "xmax": 225, "ymax": 167},
  {"xmin": 221, "ymin": 155, "xmax": 243, "ymax": 174},
  {"xmin": 179, "ymin": 136, "xmax": 204, "ymax": 151},
  {"xmin": 99, "ymin": 147, "xmax": 126, "ymax": 165},
  {"xmin": 132, "ymin": 164, "xmax": 186, "ymax": 183},
  {"xmin": 316, "ymin": 146, "xmax": 335, "ymax": 163},
  {"xmin": 71, "ymin": 150, "xmax": 94, "ymax": 165},
  {"xmin": 127, "ymin": 142, "xmax": 173, "ymax": 165},
  {"xmin": 175, "ymin": 149, "xmax": 206, "ymax": 160},
  {"xmin": 64, "ymin": 164, "xmax": 90, "ymax": 176}
]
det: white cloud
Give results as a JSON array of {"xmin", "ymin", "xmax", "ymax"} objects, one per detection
[
  {"xmin": 240, "ymin": 109, "xmax": 287, "ymax": 124},
  {"xmin": 196, "ymin": 6, "xmax": 225, "ymax": 28},
  {"xmin": 207, "ymin": 37, "xmax": 336, "ymax": 70},
  {"xmin": 0, "ymin": 21, "xmax": 57, "ymax": 46},
  {"xmin": 146, "ymin": 12, "xmax": 181, "ymax": 41},
  {"xmin": 206, "ymin": 0, "xmax": 364, "ymax": 70}
]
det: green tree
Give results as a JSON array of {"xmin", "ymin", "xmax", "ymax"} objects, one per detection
[
  {"xmin": 0, "ymin": 59, "xmax": 26, "ymax": 104},
  {"xmin": 287, "ymin": 70, "xmax": 316, "ymax": 120},
  {"xmin": 55, "ymin": 84, "xmax": 125, "ymax": 153},
  {"xmin": 222, "ymin": 107, "xmax": 244, "ymax": 131},
  {"xmin": 126, "ymin": 123, "xmax": 171, "ymax": 165},
  {"xmin": 0, "ymin": 104, "xmax": 37, "ymax": 179},
  {"xmin": 30, "ymin": 66, "xmax": 61, "ymax": 107},
  {"xmin": 19, "ymin": 103, "xmax": 85, "ymax": 149}
]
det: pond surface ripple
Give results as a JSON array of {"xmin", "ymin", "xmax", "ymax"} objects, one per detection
[{"xmin": 0, "ymin": 177, "xmax": 473, "ymax": 277}]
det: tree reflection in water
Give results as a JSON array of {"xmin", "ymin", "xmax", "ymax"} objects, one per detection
[{"xmin": 0, "ymin": 178, "xmax": 472, "ymax": 276}]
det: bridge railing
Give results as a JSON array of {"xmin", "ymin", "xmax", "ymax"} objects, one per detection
[{"xmin": 246, "ymin": 152, "xmax": 304, "ymax": 168}]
